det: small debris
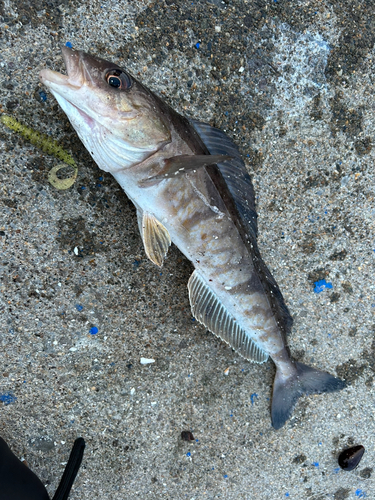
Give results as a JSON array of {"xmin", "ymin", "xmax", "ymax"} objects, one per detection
[
  {"xmin": 74, "ymin": 246, "xmax": 79, "ymax": 255},
  {"xmin": 65, "ymin": 41, "xmax": 73, "ymax": 48},
  {"xmin": 89, "ymin": 326, "xmax": 98, "ymax": 335},
  {"xmin": 0, "ymin": 392, "xmax": 17, "ymax": 405},
  {"xmin": 140, "ymin": 357, "xmax": 155, "ymax": 365},
  {"xmin": 355, "ymin": 489, "xmax": 367, "ymax": 498},
  {"xmin": 224, "ymin": 367, "xmax": 230, "ymax": 376},
  {"xmin": 313, "ymin": 279, "xmax": 333, "ymax": 293},
  {"xmin": 38, "ymin": 90, "xmax": 47, "ymax": 102},
  {"xmin": 181, "ymin": 430, "xmax": 195, "ymax": 441},
  {"xmin": 130, "ymin": 388, "xmax": 135, "ymax": 395},
  {"xmin": 338, "ymin": 445, "xmax": 365, "ymax": 471}
]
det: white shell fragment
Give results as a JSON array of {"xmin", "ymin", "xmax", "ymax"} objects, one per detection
[
  {"xmin": 140, "ymin": 357, "xmax": 155, "ymax": 365},
  {"xmin": 130, "ymin": 388, "xmax": 135, "ymax": 395},
  {"xmin": 224, "ymin": 367, "xmax": 230, "ymax": 376}
]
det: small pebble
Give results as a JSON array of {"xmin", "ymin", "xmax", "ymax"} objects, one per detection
[
  {"xmin": 338, "ymin": 445, "xmax": 365, "ymax": 471},
  {"xmin": 140, "ymin": 357, "xmax": 155, "ymax": 364},
  {"xmin": 181, "ymin": 431, "xmax": 195, "ymax": 441}
]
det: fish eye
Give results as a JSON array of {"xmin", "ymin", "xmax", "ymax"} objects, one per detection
[{"xmin": 105, "ymin": 69, "xmax": 132, "ymax": 90}]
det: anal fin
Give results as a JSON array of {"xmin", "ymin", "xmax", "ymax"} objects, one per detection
[
  {"xmin": 139, "ymin": 211, "xmax": 171, "ymax": 267},
  {"xmin": 188, "ymin": 270, "xmax": 268, "ymax": 363}
]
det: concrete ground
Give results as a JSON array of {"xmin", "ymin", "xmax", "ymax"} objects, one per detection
[{"xmin": 0, "ymin": 0, "xmax": 374, "ymax": 498}]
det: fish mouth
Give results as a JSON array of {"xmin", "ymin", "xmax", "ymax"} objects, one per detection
[
  {"xmin": 39, "ymin": 46, "xmax": 84, "ymax": 91},
  {"xmin": 39, "ymin": 48, "xmax": 97, "ymax": 130}
]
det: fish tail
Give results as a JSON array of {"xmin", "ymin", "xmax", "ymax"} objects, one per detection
[{"xmin": 271, "ymin": 361, "xmax": 346, "ymax": 430}]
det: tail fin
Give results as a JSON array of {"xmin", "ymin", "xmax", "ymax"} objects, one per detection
[{"xmin": 271, "ymin": 362, "xmax": 346, "ymax": 430}]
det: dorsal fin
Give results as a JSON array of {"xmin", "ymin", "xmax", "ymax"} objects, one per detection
[
  {"xmin": 188, "ymin": 270, "xmax": 268, "ymax": 363},
  {"xmin": 190, "ymin": 119, "xmax": 293, "ymax": 338},
  {"xmin": 190, "ymin": 119, "xmax": 258, "ymax": 242}
]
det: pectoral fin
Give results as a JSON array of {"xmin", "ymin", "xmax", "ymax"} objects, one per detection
[
  {"xmin": 138, "ymin": 154, "xmax": 232, "ymax": 187},
  {"xmin": 138, "ymin": 211, "xmax": 171, "ymax": 267}
]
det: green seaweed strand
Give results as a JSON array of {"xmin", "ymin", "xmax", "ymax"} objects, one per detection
[{"xmin": 0, "ymin": 114, "xmax": 78, "ymax": 190}]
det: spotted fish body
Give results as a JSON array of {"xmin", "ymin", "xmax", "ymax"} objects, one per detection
[{"xmin": 40, "ymin": 47, "xmax": 345, "ymax": 428}]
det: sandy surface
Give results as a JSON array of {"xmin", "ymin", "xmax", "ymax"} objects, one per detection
[{"xmin": 0, "ymin": 1, "xmax": 374, "ymax": 498}]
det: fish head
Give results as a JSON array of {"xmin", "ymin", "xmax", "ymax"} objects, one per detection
[{"xmin": 39, "ymin": 47, "xmax": 171, "ymax": 172}]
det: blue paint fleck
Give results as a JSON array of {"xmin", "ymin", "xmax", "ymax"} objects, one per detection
[
  {"xmin": 75, "ymin": 304, "xmax": 83, "ymax": 311},
  {"xmin": 90, "ymin": 326, "xmax": 98, "ymax": 335},
  {"xmin": 250, "ymin": 393, "xmax": 258, "ymax": 405},
  {"xmin": 195, "ymin": 42, "xmax": 200, "ymax": 49},
  {"xmin": 312, "ymin": 462, "xmax": 319, "ymax": 467},
  {"xmin": 65, "ymin": 41, "xmax": 73, "ymax": 48},
  {"xmin": 355, "ymin": 490, "xmax": 366, "ymax": 498},
  {"xmin": 0, "ymin": 392, "xmax": 17, "ymax": 405},
  {"xmin": 186, "ymin": 452, "xmax": 191, "ymax": 457},
  {"xmin": 133, "ymin": 260, "xmax": 140, "ymax": 268},
  {"xmin": 81, "ymin": 186, "xmax": 86, "ymax": 190},
  {"xmin": 333, "ymin": 467, "xmax": 341, "ymax": 473},
  {"xmin": 38, "ymin": 90, "xmax": 47, "ymax": 102},
  {"xmin": 97, "ymin": 183, "xmax": 102, "ymax": 187},
  {"xmin": 98, "ymin": 176, "xmax": 103, "ymax": 181},
  {"xmin": 285, "ymin": 494, "xmax": 290, "ymax": 498},
  {"xmin": 195, "ymin": 439, "xmax": 199, "ymax": 442},
  {"xmin": 318, "ymin": 442, "xmax": 322, "ymax": 446},
  {"xmin": 223, "ymin": 474, "xmax": 228, "ymax": 478},
  {"xmin": 313, "ymin": 279, "xmax": 333, "ymax": 293}
]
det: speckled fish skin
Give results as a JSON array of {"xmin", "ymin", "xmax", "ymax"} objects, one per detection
[{"xmin": 40, "ymin": 47, "xmax": 346, "ymax": 429}]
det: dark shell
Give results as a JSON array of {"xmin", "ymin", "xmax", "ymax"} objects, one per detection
[
  {"xmin": 338, "ymin": 445, "xmax": 365, "ymax": 471},
  {"xmin": 181, "ymin": 430, "xmax": 195, "ymax": 442}
]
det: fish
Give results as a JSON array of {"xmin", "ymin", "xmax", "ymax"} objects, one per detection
[{"xmin": 39, "ymin": 47, "xmax": 346, "ymax": 429}]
